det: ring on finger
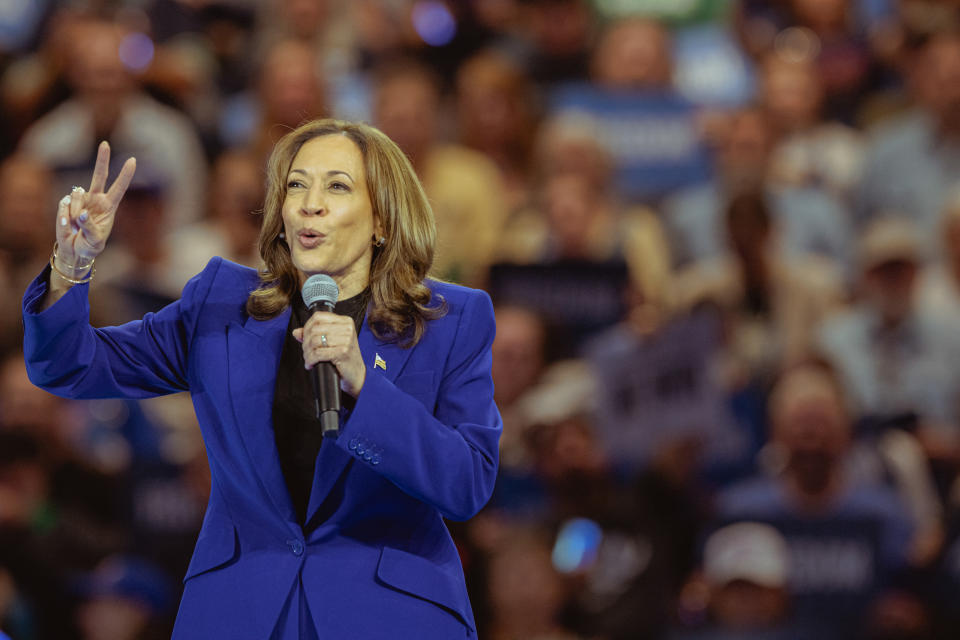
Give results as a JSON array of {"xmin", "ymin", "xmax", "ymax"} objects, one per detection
[
  {"xmin": 71, "ymin": 185, "xmax": 85, "ymax": 194},
  {"xmin": 320, "ymin": 334, "xmax": 328, "ymax": 347}
]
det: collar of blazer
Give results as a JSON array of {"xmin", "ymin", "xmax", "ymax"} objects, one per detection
[{"xmin": 225, "ymin": 306, "xmax": 416, "ymax": 532}]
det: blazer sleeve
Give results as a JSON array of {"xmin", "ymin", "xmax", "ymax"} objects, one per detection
[
  {"xmin": 336, "ymin": 289, "xmax": 501, "ymax": 521},
  {"xmin": 22, "ymin": 257, "xmax": 221, "ymax": 399}
]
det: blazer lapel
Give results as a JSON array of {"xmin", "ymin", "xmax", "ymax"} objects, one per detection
[
  {"xmin": 226, "ymin": 309, "xmax": 298, "ymax": 528},
  {"xmin": 304, "ymin": 321, "xmax": 415, "ymax": 527}
]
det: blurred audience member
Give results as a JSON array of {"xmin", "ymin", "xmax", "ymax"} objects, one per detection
[
  {"xmin": 515, "ymin": 0, "xmax": 594, "ymax": 86},
  {"xmin": 857, "ymin": 29, "xmax": 960, "ymax": 253},
  {"xmin": 491, "ymin": 305, "xmax": 548, "ymax": 470},
  {"xmin": 674, "ymin": 191, "xmax": 843, "ymax": 387},
  {"xmin": 506, "ymin": 362, "xmax": 705, "ymax": 640},
  {"xmin": 0, "ymin": 6, "xmax": 77, "ymax": 147},
  {"xmin": 788, "ymin": 0, "xmax": 881, "ymax": 121},
  {"xmin": 735, "ymin": 0, "xmax": 888, "ymax": 121},
  {"xmin": 550, "ymin": 16, "xmax": 712, "ymax": 202},
  {"xmin": 499, "ymin": 123, "xmax": 670, "ymax": 283},
  {"xmin": 168, "ymin": 149, "xmax": 264, "ymax": 286},
  {"xmin": 0, "ymin": 353, "xmax": 128, "ymax": 569},
  {"xmin": 819, "ymin": 217, "xmax": 960, "ymax": 441},
  {"xmin": 671, "ymin": 522, "xmax": 795, "ymax": 639},
  {"xmin": 761, "ymin": 51, "xmax": 866, "ymax": 204},
  {"xmin": 664, "ymin": 106, "xmax": 851, "ymax": 270},
  {"xmin": 19, "ymin": 16, "xmax": 206, "ymax": 228},
  {"xmin": 373, "ymin": 59, "xmax": 506, "ymax": 285},
  {"xmin": 222, "ymin": 38, "xmax": 329, "ymax": 162},
  {"xmin": 456, "ymin": 49, "xmax": 539, "ymax": 212},
  {"xmin": 591, "ymin": 17, "xmax": 672, "ymax": 91},
  {"xmin": 93, "ymin": 177, "xmax": 180, "ymax": 323},
  {"xmin": 530, "ymin": 114, "xmax": 612, "ymax": 202},
  {"xmin": 0, "ymin": 154, "xmax": 54, "ymax": 343},
  {"xmin": 351, "ymin": 0, "xmax": 420, "ymax": 71},
  {"xmin": 504, "ymin": 171, "xmax": 620, "ymax": 263},
  {"xmin": 75, "ymin": 555, "xmax": 173, "ymax": 640},
  {"xmin": 255, "ymin": 0, "xmax": 351, "ymax": 72},
  {"xmin": 484, "ymin": 527, "xmax": 581, "ymax": 640},
  {"xmin": 918, "ymin": 192, "xmax": 960, "ymax": 318},
  {"xmin": 717, "ymin": 361, "xmax": 919, "ymax": 638},
  {"xmin": 0, "ymin": 429, "xmax": 79, "ymax": 640}
]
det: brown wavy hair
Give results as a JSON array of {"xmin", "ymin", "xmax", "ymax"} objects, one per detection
[{"xmin": 247, "ymin": 119, "xmax": 446, "ymax": 347}]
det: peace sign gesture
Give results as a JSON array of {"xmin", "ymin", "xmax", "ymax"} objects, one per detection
[{"xmin": 55, "ymin": 141, "xmax": 136, "ymax": 266}]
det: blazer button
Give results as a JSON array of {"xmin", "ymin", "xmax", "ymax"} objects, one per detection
[
  {"xmin": 356, "ymin": 443, "xmax": 366, "ymax": 455},
  {"xmin": 348, "ymin": 438, "xmax": 359, "ymax": 451},
  {"xmin": 286, "ymin": 539, "xmax": 304, "ymax": 556},
  {"xmin": 371, "ymin": 453, "xmax": 381, "ymax": 465},
  {"xmin": 363, "ymin": 452, "xmax": 372, "ymax": 462}
]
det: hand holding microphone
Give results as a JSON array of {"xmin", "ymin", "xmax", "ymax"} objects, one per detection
[{"xmin": 293, "ymin": 274, "xmax": 368, "ymax": 437}]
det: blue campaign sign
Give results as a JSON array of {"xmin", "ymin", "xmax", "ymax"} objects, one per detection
[
  {"xmin": 759, "ymin": 514, "xmax": 884, "ymax": 636},
  {"xmin": 549, "ymin": 84, "xmax": 712, "ymax": 202},
  {"xmin": 585, "ymin": 310, "xmax": 750, "ymax": 470},
  {"xmin": 715, "ymin": 483, "xmax": 910, "ymax": 637},
  {"xmin": 488, "ymin": 259, "xmax": 631, "ymax": 353}
]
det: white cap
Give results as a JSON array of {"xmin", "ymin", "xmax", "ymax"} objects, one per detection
[
  {"xmin": 858, "ymin": 216, "xmax": 921, "ymax": 271},
  {"xmin": 703, "ymin": 522, "xmax": 789, "ymax": 588}
]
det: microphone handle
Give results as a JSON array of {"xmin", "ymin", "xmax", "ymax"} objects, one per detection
[{"xmin": 308, "ymin": 301, "xmax": 341, "ymax": 438}]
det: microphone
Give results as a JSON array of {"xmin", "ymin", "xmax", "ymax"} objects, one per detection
[{"xmin": 301, "ymin": 274, "xmax": 341, "ymax": 438}]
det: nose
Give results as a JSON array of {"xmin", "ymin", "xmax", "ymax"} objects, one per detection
[{"xmin": 301, "ymin": 185, "xmax": 325, "ymax": 216}]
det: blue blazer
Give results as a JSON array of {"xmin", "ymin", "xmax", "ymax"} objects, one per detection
[{"xmin": 22, "ymin": 257, "xmax": 501, "ymax": 639}]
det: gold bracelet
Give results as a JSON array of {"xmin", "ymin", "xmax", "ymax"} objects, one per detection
[
  {"xmin": 49, "ymin": 244, "xmax": 95, "ymax": 285},
  {"xmin": 52, "ymin": 241, "xmax": 94, "ymax": 270}
]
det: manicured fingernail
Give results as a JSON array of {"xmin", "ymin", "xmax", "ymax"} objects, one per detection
[
  {"xmin": 60, "ymin": 195, "xmax": 70, "ymax": 206},
  {"xmin": 60, "ymin": 216, "xmax": 67, "ymax": 226},
  {"xmin": 79, "ymin": 210, "xmax": 88, "ymax": 223}
]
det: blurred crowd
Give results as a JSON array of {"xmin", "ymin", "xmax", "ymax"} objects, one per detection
[{"xmin": 6, "ymin": 0, "xmax": 960, "ymax": 638}]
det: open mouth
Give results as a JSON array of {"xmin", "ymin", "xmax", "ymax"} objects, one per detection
[{"xmin": 297, "ymin": 229, "xmax": 325, "ymax": 248}]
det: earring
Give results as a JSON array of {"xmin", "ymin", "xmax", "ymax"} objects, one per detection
[
  {"xmin": 375, "ymin": 236, "xmax": 385, "ymax": 247},
  {"xmin": 279, "ymin": 232, "xmax": 286, "ymax": 240}
]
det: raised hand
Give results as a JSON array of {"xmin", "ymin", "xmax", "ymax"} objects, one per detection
[{"xmin": 55, "ymin": 141, "xmax": 136, "ymax": 267}]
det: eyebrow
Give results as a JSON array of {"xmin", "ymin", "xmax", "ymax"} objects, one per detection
[{"xmin": 288, "ymin": 168, "xmax": 355, "ymax": 182}]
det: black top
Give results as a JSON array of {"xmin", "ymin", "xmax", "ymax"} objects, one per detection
[{"xmin": 271, "ymin": 287, "xmax": 370, "ymax": 526}]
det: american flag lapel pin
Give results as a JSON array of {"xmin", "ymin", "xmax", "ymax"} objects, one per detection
[{"xmin": 374, "ymin": 353, "xmax": 387, "ymax": 371}]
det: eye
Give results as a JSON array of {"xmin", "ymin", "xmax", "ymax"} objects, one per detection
[
  {"xmin": 330, "ymin": 181, "xmax": 350, "ymax": 192},
  {"xmin": 287, "ymin": 179, "xmax": 305, "ymax": 189}
]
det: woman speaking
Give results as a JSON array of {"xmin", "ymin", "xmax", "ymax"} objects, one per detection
[{"xmin": 22, "ymin": 119, "xmax": 501, "ymax": 639}]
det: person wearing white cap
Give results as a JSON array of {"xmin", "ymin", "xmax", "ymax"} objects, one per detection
[
  {"xmin": 703, "ymin": 522, "xmax": 790, "ymax": 630},
  {"xmin": 668, "ymin": 522, "xmax": 794, "ymax": 639},
  {"xmin": 819, "ymin": 216, "xmax": 960, "ymax": 428}
]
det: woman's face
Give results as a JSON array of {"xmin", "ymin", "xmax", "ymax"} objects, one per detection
[{"xmin": 281, "ymin": 134, "xmax": 378, "ymax": 296}]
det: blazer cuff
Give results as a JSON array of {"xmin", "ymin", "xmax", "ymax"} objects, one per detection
[{"xmin": 23, "ymin": 263, "xmax": 91, "ymax": 320}]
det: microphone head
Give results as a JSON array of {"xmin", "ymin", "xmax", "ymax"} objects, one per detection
[{"xmin": 301, "ymin": 274, "xmax": 339, "ymax": 310}]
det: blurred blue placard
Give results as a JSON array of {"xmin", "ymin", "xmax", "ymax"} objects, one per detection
[
  {"xmin": 550, "ymin": 85, "xmax": 711, "ymax": 202},
  {"xmin": 585, "ymin": 310, "xmax": 748, "ymax": 468},
  {"xmin": 488, "ymin": 260, "xmax": 630, "ymax": 352}
]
